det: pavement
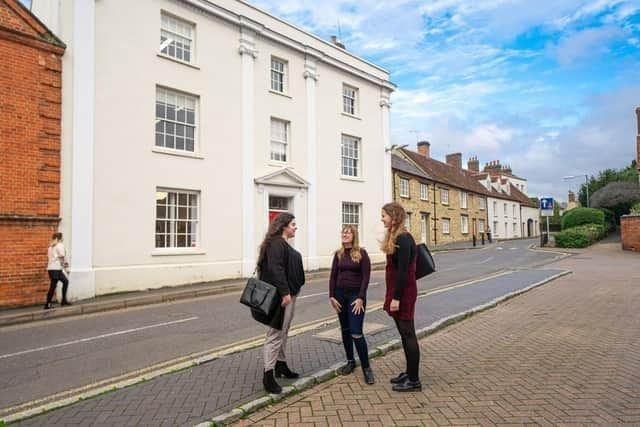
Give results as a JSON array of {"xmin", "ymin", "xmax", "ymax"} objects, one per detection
[
  {"xmin": 237, "ymin": 238, "xmax": 640, "ymax": 426},
  {"xmin": 3, "ymin": 240, "xmax": 567, "ymax": 426},
  {"xmin": 0, "ymin": 240, "xmax": 498, "ymax": 328}
]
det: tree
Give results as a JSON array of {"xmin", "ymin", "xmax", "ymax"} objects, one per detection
[
  {"xmin": 578, "ymin": 161, "xmax": 639, "ymax": 207},
  {"xmin": 590, "ymin": 181, "xmax": 640, "ymax": 222}
]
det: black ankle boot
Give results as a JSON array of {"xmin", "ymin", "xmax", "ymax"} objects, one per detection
[
  {"xmin": 363, "ymin": 367, "xmax": 375, "ymax": 385},
  {"xmin": 275, "ymin": 360, "xmax": 299, "ymax": 379},
  {"xmin": 263, "ymin": 369, "xmax": 282, "ymax": 394},
  {"xmin": 392, "ymin": 378, "xmax": 422, "ymax": 392},
  {"xmin": 389, "ymin": 372, "xmax": 408, "ymax": 384},
  {"xmin": 61, "ymin": 300, "xmax": 72, "ymax": 306},
  {"xmin": 340, "ymin": 360, "xmax": 357, "ymax": 375},
  {"xmin": 43, "ymin": 302, "xmax": 53, "ymax": 310}
]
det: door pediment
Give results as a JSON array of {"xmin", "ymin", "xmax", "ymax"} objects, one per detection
[{"xmin": 254, "ymin": 168, "xmax": 310, "ymax": 189}]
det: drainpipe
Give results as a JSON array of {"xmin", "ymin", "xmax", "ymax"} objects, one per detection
[{"xmin": 433, "ymin": 183, "xmax": 438, "ymax": 246}]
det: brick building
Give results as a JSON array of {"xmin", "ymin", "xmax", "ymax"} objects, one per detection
[
  {"xmin": 393, "ymin": 142, "xmax": 489, "ymax": 246},
  {"xmin": 0, "ymin": 0, "xmax": 65, "ymax": 307}
]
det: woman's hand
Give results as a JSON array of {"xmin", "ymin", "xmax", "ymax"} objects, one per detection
[
  {"xmin": 281, "ymin": 294, "xmax": 292, "ymax": 307},
  {"xmin": 351, "ymin": 298, "xmax": 364, "ymax": 315},
  {"xmin": 390, "ymin": 299, "xmax": 400, "ymax": 312},
  {"xmin": 329, "ymin": 297, "xmax": 342, "ymax": 313}
]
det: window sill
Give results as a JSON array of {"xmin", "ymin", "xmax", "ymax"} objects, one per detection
[
  {"xmin": 268, "ymin": 161, "xmax": 289, "ymax": 168},
  {"xmin": 269, "ymin": 90, "xmax": 292, "ymax": 99},
  {"xmin": 341, "ymin": 112, "xmax": 362, "ymax": 120},
  {"xmin": 399, "ymin": 195, "xmax": 410, "ymax": 199},
  {"xmin": 151, "ymin": 249, "xmax": 206, "ymax": 256},
  {"xmin": 157, "ymin": 53, "xmax": 200, "ymax": 70},
  {"xmin": 341, "ymin": 175, "xmax": 365, "ymax": 183},
  {"xmin": 420, "ymin": 198, "xmax": 429, "ymax": 202},
  {"xmin": 152, "ymin": 148, "xmax": 204, "ymax": 159}
]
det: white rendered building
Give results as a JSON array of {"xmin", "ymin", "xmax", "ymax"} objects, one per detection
[{"xmin": 29, "ymin": 0, "xmax": 395, "ymax": 299}]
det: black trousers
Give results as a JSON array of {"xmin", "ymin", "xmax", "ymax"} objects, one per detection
[{"xmin": 46, "ymin": 270, "xmax": 69, "ymax": 304}]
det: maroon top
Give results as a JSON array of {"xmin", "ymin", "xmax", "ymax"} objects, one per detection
[
  {"xmin": 384, "ymin": 233, "xmax": 418, "ymax": 321},
  {"xmin": 329, "ymin": 248, "xmax": 371, "ymax": 300}
]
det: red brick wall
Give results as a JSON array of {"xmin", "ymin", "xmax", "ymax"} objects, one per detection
[
  {"xmin": 0, "ymin": 0, "xmax": 64, "ymax": 307},
  {"xmin": 621, "ymin": 215, "xmax": 640, "ymax": 252}
]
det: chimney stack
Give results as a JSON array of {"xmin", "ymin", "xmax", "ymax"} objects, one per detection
[
  {"xmin": 446, "ymin": 153, "xmax": 462, "ymax": 169},
  {"xmin": 484, "ymin": 160, "xmax": 502, "ymax": 177},
  {"xmin": 568, "ymin": 191, "xmax": 576, "ymax": 203},
  {"xmin": 330, "ymin": 35, "xmax": 346, "ymax": 49},
  {"xmin": 502, "ymin": 164, "xmax": 513, "ymax": 175},
  {"xmin": 417, "ymin": 141, "xmax": 430, "ymax": 158},
  {"xmin": 467, "ymin": 156, "xmax": 480, "ymax": 172}
]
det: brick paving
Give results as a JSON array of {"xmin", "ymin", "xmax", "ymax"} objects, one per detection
[{"xmin": 240, "ymin": 242, "xmax": 640, "ymax": 426}]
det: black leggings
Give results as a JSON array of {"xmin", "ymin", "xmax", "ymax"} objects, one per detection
[
  {"xmin": 46, "ymin": 270, "xmax": 69, "ymax": 304},
  {"xmin": 394, "ymin": 318, "xmax": 420, "ymax": 381}
]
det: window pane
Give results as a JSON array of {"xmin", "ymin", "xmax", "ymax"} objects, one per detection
[{"xmin": 186, "ymin": 139, "xmax": 194, "ymax": 152}]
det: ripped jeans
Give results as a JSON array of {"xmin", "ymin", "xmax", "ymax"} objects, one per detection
[{"xmin": 334, "ymin": 287, "xmax": 370, "ymax": 369}]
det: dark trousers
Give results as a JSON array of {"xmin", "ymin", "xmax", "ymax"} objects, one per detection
[
  {"xmin": 46, "ymin": 270, "xmax": 69, "ymax": 304},
  {"xmin": 394, "ymin": 318, "xmax": 420, "ymax": 381},
  {"xmin": 335, "ymin": 287, "xmax": 370, "ymax": 369}
]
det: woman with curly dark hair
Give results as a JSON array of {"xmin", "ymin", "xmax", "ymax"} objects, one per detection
[{"xmin": 254, "ymin": 213, "xmax": 305, "ymax": 394}]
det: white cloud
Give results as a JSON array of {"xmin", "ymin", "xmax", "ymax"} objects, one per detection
[{"xmin": 547, "ymin": 26, "xmax": 628, "ymax": 67}]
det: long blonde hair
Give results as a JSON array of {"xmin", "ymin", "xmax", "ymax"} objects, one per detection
[
  {"xmin": 380, "ymin": 202, "xmax": 407, "ymax": 255},
  {"xmin": 335, "ymin": 225, "xmax": 363, "ymax": 263}
]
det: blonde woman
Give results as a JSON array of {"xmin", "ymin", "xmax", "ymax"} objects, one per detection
[
  {"xmin": 45, "ymin": 232, "xmax": 70, "ymax": 309},
  {"xmin": 329, "ymin": 225, "xmax": 374, "ymax": 384},
  {"xmin": 380, "ymin": 203, "xmax": 421, "ymax": 392}
]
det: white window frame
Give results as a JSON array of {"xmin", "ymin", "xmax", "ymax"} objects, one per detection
[
  {"xmin": 155, "ymin": 87, "xmax": 198, "ymax": 154},
  {"xmin": 399, "ymin": 178, "xmax": 410, "ymax": 198},
  {"xmin": 479, "ymin": 197, "xmax": 486, "ymax": 210},
  {"xmin": 405, "ymin": 212, "xmax": 412, "ymax": 231},
  {"xmin": 155, "ymin": 188, "xmax": 200, "ymax": 249},
  {"xmin": 160, "ymin": 13, "xmax": 195, "ymax": 64},
  {"xmin": 493, "ymin": 221, "xmax": 498, "ymax": 236},
  {"xmin": 504, "ymin": 203, "xmax": 508, "ymax": 216},
  {"xmin": 342, "ymin": 84, "xmax": 358, "ymax": 116},
  {"xmin": 479, "ymin": 219, "xmax": 486, "ymax": 233},
  {"xmin": 270, "ymin": 118, "xmax": 289, "ymax": 163},
  {"xmin": 442, "ymin": 218, "xmax": 451, "ymax": 235},
  {"xmin": 493, "ymin": 201, "xmax": 497, "ymax": 216},
  {"xmin": 461, "ymin": 215, "xmax": 469, "ymax": 234},
  {"xmin": 341, "ymin": 134, "xmax": 361, "ymax": 178},
  {"xmin": 420, "ymin": 213, "xmax": 428, "ymax": 243},
  {"xmin": 441, "ymin": 188, "xmax": 449, "ymax": 205},
  {"xmin": 513, "ymin": 222, "xmax": 517, "ymax": 234},
  {"xmin": 270, "ymin": 57, "xmax": 288, "ymax": 94},
  {"xmin": 342, "ymin": 202, "xmax": 361, "ymax": 231},
  {"xmin": 420, "ymin": 183, "xmax": 429, "ymax": 201},
  {"xmin": 460, "ymin": 191, "xmax": 468, "ymax": 209},
  {"xmin": 513, "ymin": 204, "xmax": 517, "ymax": 218}
]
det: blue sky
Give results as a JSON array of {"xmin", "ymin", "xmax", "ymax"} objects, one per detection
[{"xmin": 253, "ymin": 0, "xmax": 640, "ymax": 202}]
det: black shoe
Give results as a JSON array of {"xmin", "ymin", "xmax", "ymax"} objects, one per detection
[
  {"xmin": 61, "ymin": 301, "xmax": 72, "ymax": 306},
  {"xmin": 340, "ymin": 360, "xmax": 357, "ymax": 375},
  {"xmin": 389, "ymin": 372, "xmax": 408, "ymax": 384},
  {"xmin": 363, "ymin": 367, "xmax": 375, "ymax": 385},
  {"xmin": 43, "ymin": 303, "xmax": 53, "ymax": 310},
  {"xmin": 275, "ymin": 360, "xmax": 299, "ymax": 379},
  {"xmin": 263, "ymin": 369, "xmax": 282, "ymax": 394},
  {"xmin": 392, "ymin": 379, "xmax": 422, "ymax": 392}
]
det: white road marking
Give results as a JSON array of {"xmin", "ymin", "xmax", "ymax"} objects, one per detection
[
  {"xmin": 298, "ymin": 282, "xmax": 380, "ymax": 300},
  {"xmin": 510, "ymin": 247, "xmax": 518, "ymax": 250},
  {"xmin": 496, "ymin": 247, "xmax": 504, "ymax": 250},
  {"xmin": 476, "ymin": 257, "xmax": 494, "ymax": 264},
  {"xmin": 0, "ymin": 317, "xmax": 199, "ymax": 360}
]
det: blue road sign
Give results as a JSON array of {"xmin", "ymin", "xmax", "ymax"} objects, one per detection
[{"xmin": 540, "ymin": 197, "xmax": 554, "ymax": 210}]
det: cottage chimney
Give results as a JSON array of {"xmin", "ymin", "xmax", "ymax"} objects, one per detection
[
  {"xmin": 502, "ymin": 164, "xmax": 513, "ymax": 175},
  {"xmin": 446, "ymin": 153, "xmax": 462, "ymax": 169},
  {"xmin": 484, "ymin": 160, "xmax": 502, "ymax": 177},
  {"xmin": 330, "ymin": 35, "xmax": 346, "ymax": 49},
  {"xmin": 467, "ymin": 156, "xmax": 480, "ymax": 172},
  {"xmin": 568, "ymin": 191, "xmax": 576, "ymax": 203},
  {"xmin": 417, "ymin": 141, "xmax": 430, "ymax": 158}
]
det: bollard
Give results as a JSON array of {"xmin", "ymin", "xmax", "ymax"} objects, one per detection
[
  {"xmin": 481, "ymin": 233, "xmax": 485, "ymax": 245},
  {"xmin": 472, "ymin": 234, "xmax": 477, "ymax": 247}
]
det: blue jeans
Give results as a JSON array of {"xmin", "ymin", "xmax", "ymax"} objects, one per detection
[{"xmin": 334, "ymin": 287, "xmax": 370, "ymax": 368}]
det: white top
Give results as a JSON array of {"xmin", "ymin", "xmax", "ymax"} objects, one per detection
[{"xmin": 47, "ymin": 242, "xmax": 66, "ymax": 271}]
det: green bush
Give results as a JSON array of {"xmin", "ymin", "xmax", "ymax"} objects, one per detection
[
  {"xmin": 561, "ymin": 208, "xmax": 605, "ymax": 230},
  {"xmin": 597, "ymin": 207, "xmax": 616, "ymax": 231},
  {"xmin": 631, "ymin": 202, "xmax": 640, "ymax": 214},
  {"xmin": 555, "ymin": 223, "xmax": 607, "ymax": 248}
]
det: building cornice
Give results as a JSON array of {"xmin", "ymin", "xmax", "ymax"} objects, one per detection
[{"xmin": 178, "ymin": 0, "xmax": 395, "ymax": 91}]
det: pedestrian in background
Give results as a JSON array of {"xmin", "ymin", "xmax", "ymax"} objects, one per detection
[
  {"xmin": 254, "ymin": 213, "xmax": 305, "ymax": 394},
  {"xmin": 44, "ymin": 232, "xmax": 70, "ymax": 309},
  {"xmin": 329, "ymin": 225, "xmax": 375, "ymax": 384},
  {"xmin": 380, "ymin": 202, "xmax": 422, "ymax": 392}
]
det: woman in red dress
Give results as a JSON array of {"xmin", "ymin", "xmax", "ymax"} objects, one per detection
[{"xmin": 381, "ymin": 202, "xmax": 421, "ymax": 392}]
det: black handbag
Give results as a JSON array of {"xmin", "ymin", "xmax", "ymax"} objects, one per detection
[
  {"xmin": 240, "ymin": 277, "xmax": 279, "ymax": 316},
  {"xmin": 415, "ymin": 243, "xmax": 436, "ymax": 279}
]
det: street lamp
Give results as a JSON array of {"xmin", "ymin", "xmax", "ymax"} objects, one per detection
[{"xmin": 563, "ymin": 174, "xmax": 589, "ymax": 207}]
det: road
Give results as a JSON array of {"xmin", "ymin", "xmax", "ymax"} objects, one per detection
[{"xmin": 0, "ymin": 239, "xmax": 559, "ymax": 413}]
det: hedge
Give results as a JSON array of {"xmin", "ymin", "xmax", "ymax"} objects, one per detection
[
  {"xmin": 561, "ymin": 208, "xmax": 605, "ymax": 230},
  {"xmin": 555, "ymin": 223, "xmax": 608, "ymax": 248},
  {"xmin": 597, "ymin": 207, "xmax": 616, "ymax": 231},
  {"xmin": 631, "ymin": 202, "xmax": 640, "ymax": 214}
]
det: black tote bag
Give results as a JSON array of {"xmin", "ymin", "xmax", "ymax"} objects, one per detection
[
  {"xmin": 415, "ymin": 243, "xmax": 436, "ymax": 279},
  {"xmin": 240, "ymin": 277, "xmax": 279, "ymax": 316}
]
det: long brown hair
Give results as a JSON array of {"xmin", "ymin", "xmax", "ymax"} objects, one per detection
[
  {"xmin": 256, "ymin": 212, "xmax": 295, "ymax": 275},
  {"xmin": 335, "ymin": 225, "xmax": 363, "ymax": 263},
  {"xmin": 380, "ymin": 202, "xmax": 407, "ymax": 254},
  {"xmin": 50, "ymin": 232, "xmax": 63, "ymax": 247}
]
